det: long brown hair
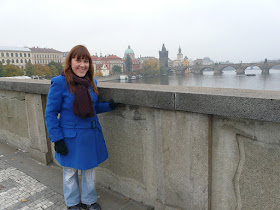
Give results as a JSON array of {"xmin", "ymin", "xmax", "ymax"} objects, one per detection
[{"xmin": 64, "ymin": 45, "xmax": 99, "ymax": 95}]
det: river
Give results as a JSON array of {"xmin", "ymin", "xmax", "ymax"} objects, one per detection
[{"xmin": 108, "ymin": 68, "xmax": 280, "ymax": 91}]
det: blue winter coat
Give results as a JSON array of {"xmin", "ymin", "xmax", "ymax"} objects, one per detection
[{"xmin": 45, "ymin": 75, "xmax": 112, "ymax": 170}]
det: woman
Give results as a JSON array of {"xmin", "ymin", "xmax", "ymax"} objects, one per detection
[{"xmin": 45, "ymin": 45, "xmax": 117, "ymax": 210}]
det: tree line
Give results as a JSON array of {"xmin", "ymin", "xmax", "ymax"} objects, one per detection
[
  {"xmin": 0, "ymin": 61, "xmax": 63, "ymax": 78},
  {"xmin": 0, "ymin": 61, "xmax": 24, "ymax": 77},
  {"xmin": 0, "ymin": 58, "xmax": 165, "ymax": 78},
  {"xmin": 124, "ymin": 55, "xmax": 163, "ymax": 77}
]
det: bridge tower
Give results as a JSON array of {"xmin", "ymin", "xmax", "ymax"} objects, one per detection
[
  {"xmin": 159, "ymin": 44, "xmax": 168, "ymax": 68},
  {"xmin": 177, "ymin": 45, "xmax": 183, "ymax": 61}
]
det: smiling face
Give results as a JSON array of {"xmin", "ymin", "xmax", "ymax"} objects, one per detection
[{"xmin": 71, "ymin": 57, "xmax": 89, "ymax": 77}]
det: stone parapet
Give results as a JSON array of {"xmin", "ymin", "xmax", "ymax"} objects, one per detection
[{"xmin": 1, "ymin": 78, "xmax": 279, "ymax": 122}]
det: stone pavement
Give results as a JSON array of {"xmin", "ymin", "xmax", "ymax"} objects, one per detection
[{"xmin": 0, "ymin": 142, "xmax": 150, "ymax": 210}]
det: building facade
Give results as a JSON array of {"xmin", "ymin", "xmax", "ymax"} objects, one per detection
[
  {"xmin": 181, "ymin": 56, "xmax": 190, "ymax": 66},
  {"xmin": 0, "ymin": 47, "xmax": 32, "ymax": 68},
  {"xmin": 168, "ymin": 58, "xmax": 174, "ymax": 68},
  {"xmin": 95, "ymin": 64, "xmax": 110, "ymax": 76},
  {"xmin": 91, "ymin": 54, "xmax": 123, "ymax": 73},
  {"xmin": 138, "ymin": 56, "xmax": 156, "ymax": 69},
  {"xmin": 29, "ymin": 47, "xmax": 63, "ymax": 65},
  {"xmin": 0, "ymin": 46, "xmax": 63, "ymax": 68},
  {"xmin": 202, "ymin": 57, "xmax": 214, "ymax": 65}
]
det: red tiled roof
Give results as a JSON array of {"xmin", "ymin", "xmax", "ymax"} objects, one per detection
[
  {"xmin": 91, "ymin": 55, "xmax": 99, "ymax": 60},
  {"xmin": 91, "ymin": 54, "xmax": 122, "ymax": 61},
  {"xmin": 107, "ymin": 55, "xmax": 122, "ymax": 59}
]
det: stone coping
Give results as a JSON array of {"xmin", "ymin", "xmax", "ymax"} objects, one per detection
[{"xmin": 0, "ymin": 78, "xmax": 280, "ymax": 122}]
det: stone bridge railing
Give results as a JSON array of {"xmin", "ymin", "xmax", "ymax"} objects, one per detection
[{"xmin": 1, "ymin": 78, "xmax": 280, "ymax": 209}]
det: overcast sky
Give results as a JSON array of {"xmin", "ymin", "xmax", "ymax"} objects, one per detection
[{"xmin": 1, "ymin": 0, "xmax": 279, "ymax": 62}]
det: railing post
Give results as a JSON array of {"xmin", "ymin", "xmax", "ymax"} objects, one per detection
[{"xmin": 25, "ymin": 93, "xmax": 52, "ymax": 165}]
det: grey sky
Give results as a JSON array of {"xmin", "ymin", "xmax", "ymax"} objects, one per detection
[{"xmin": 1, "ymin": 0, "xmax": 279, "ymax": 62}]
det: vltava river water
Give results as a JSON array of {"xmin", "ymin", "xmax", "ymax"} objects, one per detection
[{"xmin": 112, "ymin": 69, "xmax": 280, "ymax": 91}]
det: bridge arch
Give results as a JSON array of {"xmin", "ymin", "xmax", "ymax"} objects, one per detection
[
  {"xmin": 245, "ymin": 65, "xmax": 263, "ymax": 70},
  {"xmin": 244, "ymin": 65, "xmax": 263, "ymax": 74},
  {"xmin": 220, "ymin": 66, "xmax": 237, "ymax": 72},
  {"xmin": 213, "ymin": 65, "xmax": 237, "ymax": 75},
  {"xmin": 200, "ymin": 67, "xmax": 214, "ymax": 75},
  {"xmin": 268, "ymin": 63, "xmax": 280, "ymax": 71}
]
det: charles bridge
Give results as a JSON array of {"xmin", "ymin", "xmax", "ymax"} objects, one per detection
[
  {"xmin": 172, "ymin": 60, "xmax": 280, "ymax": 75},
  {"xmin": 1, "ymin": 78, "xmax": 280, "ymax": 209}
]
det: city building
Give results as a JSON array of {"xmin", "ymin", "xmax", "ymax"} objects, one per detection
[
  {"xmin": 181, "ymin": 56, "xmax": 190, "ymax": 66},
  {"xmin": 0, "ymin": 46, "xmax": 63, "ymax": 68},
  {"xmin": 159, "ymin": 44, "xmax": 169, "ymax": 69},
  {"xmin": 177, "ymin": 46, "xmax": 183, "ymax": 61},
  {"xmin": 91, "ymin": 54, "xmax": 123, "ymax": 72},
  {"xmin": 29, "ymin": 47, "xmax": 63, "ymax": 65},
  {"xmin": 193, "ymin": 59, "xmax": 203, "ymax": 65},
  {"xmin": 168, "ymin": 58, "xmax": 174, "ymax": 68},
  {"xmin": 95, "ymin": 64, "xmax": 110, "ymax": 76},
  {"xmin": 123, "ymin": 45, "xmax": 139, "ymax": 72},
  {"xmin": 202, "ymin": 57, "xmax": 214, "ymax": 65},
  {"xmin": 124, "ymin": 45, "xmax": 135, "ymax": 60},
  {"xmin": 0, "ymin": 47, "xmax": 32, "ymax": 68},
  {"xmin": 62, "ymin": 52, "xmax": 69, "ymax": 65},
  {"xmin": 188, "ymin": 58, "xmax": 194, "ymax": 66},
  {"xmin": 173, "ymin": 59, "xmax": 181, "ymax": 67},
  {"xmin": 138, "ymin": 56, "xmax": 156, "ymax": 69},
  {"xmin": 173, "ymin": 46, "xmax": 184, "ymax": 67}
]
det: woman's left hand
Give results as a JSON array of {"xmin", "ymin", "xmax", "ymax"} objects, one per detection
[{"xmin": 109, "ymin": 99, "xmax": 120, "ymax": 110}]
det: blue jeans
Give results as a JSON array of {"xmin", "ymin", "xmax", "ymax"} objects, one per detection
[{"xmin": 63, "ymin": 167, "xmax": 97, "ymax": 207}]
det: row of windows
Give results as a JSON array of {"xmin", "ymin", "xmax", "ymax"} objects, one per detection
[
  {"xmin": 1, "ymin": 59, "xmax": 60, "ymax": 64},
  {"xmin": 0, "ymin": 52, "xmax": 62, "ymax": 59},
  {"xmin": 1, "ymin": 52, "xmax": 31, "ymax": 58},
  {"xmin": 34, "ymin": 54, "xmax": 60, "ymax": 59},
  {"xmin": 34, "ymin": 60, "xmax": 60, "ymax": 64},
  {"xmin": 93, "ymin": 61, "xmax": 122, "ymax": 64},
  {"xmin": 2, "ymin": 59, "xmax": 31, "ymax": 64}
]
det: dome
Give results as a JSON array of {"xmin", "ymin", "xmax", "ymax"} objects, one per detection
[{"xmin": 125, "ymin": 45, "xmax": 134, "ymax": 54}]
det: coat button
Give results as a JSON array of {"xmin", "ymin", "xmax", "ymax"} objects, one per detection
[{"xmin": 92, "ymin": 101, "xmax": 94, "ymax": 104}]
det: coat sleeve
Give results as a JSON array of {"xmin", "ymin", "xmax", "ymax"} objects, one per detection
[
  {"xmin": 95, "ymin": 101, "xmax": 112, "ymax": 114},
  {"xmin": 45, "ymin": 76, "xmax": 64, "ymax": 142},
  {"xmin": 94, "ymin": 78, "xmax": 113, "ymax": 114}
]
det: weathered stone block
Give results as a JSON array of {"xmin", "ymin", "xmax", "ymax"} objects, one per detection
[
  {"xmin": 0, "ymin": 90, "xmax": 29, "ymax": 149},
  {"xmin": 154, "ymin": 110, "xmax": 209, "ymax": 209},
  {"xmin": 212, "ymin": 116, "xmax": 280, "ymax": 209},
  {"xmin": 97, "ymin": 105, "xmax": 157, "ymax": 206}
]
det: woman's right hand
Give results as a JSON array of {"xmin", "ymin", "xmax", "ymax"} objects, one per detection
[{"xmin": 54, "ymin": 139, "xmax": 68, "ymax": 155}]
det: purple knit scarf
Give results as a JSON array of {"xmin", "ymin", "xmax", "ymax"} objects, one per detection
[{"xmin": 61, "ymin": 71, "xmax": 94, "ymax": 118}]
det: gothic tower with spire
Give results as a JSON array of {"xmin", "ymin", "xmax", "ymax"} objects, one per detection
[
  {"xmin": 159, "ymin": 44, "xmax": 168, "ymax": 68},
  {"xmin": 177, "ymin": 45, "xmax": 183, "ymax": 61}
]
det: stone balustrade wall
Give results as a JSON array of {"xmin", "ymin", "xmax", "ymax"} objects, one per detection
[{"xmin": 1, "ymin": 78, "xmax": 280, "ymax": 209}]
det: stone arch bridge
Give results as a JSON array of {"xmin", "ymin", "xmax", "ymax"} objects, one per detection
[{"xmin": 171, "ymin": 61, "xmax": 280, "ymax": 75}]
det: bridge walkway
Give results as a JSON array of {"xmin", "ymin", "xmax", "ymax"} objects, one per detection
[{"xmin": 0, "ymin": 141, "xmax": 149, "ymax": 210}]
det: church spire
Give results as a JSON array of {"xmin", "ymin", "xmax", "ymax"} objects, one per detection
[{"xmin": 162, "ymin": 44, "xmax": 166, "ymax": 51}]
